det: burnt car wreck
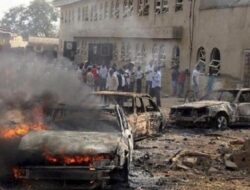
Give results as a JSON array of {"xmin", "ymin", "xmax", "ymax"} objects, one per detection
[
  {"xmin": 12, "ymin": 105, "xmax": 133, "ymax": 189},
  {"xmin": 93, "ymin": 91, "xmax": 166, "ymax": 140},
  {"xmin": 170, "ymin": 89, "xmax": 250, "ymax": 129}
]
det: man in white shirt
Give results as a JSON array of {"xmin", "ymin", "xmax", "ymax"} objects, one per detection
[
  {"xmin": 191, "ymin": 65, "xmax": 201, "ymax": 100},
  {"xmin": 145, "ymin": 60, "xmax": 154, "ymax": 95},
  {"xmin": 152, "ymin": 66, "xmax": 161, "ymax": 107},
  {"xmin": 99, "ymin": 64, "xmax": 108, "ymax": 90}
]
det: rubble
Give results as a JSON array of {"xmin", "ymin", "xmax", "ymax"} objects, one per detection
[{"xmin": 225, "ymin": 160, "xmax": 238, "ymax": 170}]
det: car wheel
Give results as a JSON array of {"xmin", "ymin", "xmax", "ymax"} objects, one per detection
[
  {"xmin": 110, "ymin": 159, "xmax": 129, "ymax": 183},
  {"xmin": 214, "ymin": 113, "xmax": 229, "ymax": 130}
]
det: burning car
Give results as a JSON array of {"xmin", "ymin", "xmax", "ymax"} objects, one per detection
[
  {"xmin": 170, "ymin": 88, "xmax": 250, "ymax": 129},
  {"xmin": 13, "ymin": 105, "xmax": 133, "ymax": 189},
  {"xmin": 94, "ymin": 91, "xmax": 166, "ymax": 140}
]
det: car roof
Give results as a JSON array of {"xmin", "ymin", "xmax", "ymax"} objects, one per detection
[
  {"xmin": 213, "ymin": 88, "xmax": 250, "ymax": 92},
  {"xmin": 93, "ymin": 91, "xmax": 151, "ymax": 98}
]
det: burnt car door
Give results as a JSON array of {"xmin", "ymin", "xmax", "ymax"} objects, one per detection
[
  {"xmin": 117, "ymin": 107, "xmax": 133, "ymax": 161},
  {"xmin": 142, "ymin": 96, "xmax": 163, "ymax": 133},
  {"xmin": 236, "ymin": 90, "xmax": 250, "ymax": 123}
]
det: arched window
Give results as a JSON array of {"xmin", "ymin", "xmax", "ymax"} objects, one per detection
[
  {"xmin": 209, "ymin": 48, "xmax": 221, "ymax": 75},
  {"xmin": 197, "ymin": 47, "xmax": 206, "ymax": 62},
  {"xmin": 197, "ymin": 47, "xmax": 206, "ymax": 73}
]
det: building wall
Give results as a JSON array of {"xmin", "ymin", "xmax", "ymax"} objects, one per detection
[
  {"xmin": 57, "ymin": 0, "xmax": 194, "ymax": 94},
  {"xmin": 192, "ymin": 1, "xmax": 250, "ymax": 89},
  {"xmin": 58, "ymin": 0, "xmax": 192, "ymax": 68},
  {"xmin": 57, "ymin": 0, "xmax": 250, "ymax": 93}
]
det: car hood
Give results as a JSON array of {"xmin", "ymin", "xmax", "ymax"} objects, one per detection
[
  {"xmin": 18, "ymin": 131, "xmax": 122, "ymax": 155},
  {"xmin": 172, "ymin": 100, "xmax": 228, "ymax": 109}
]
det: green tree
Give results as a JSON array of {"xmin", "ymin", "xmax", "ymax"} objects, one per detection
[{"xmin": 0, "ymin": 0, "xmax": 58, "ymax": 38}]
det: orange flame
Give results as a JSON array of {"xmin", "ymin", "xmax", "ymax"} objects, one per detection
[
  {"xmin": 0, "ymin": 123, "xmax": 46, "ymax": 139},
  {"xmin": 43, "ymin": 149, "xmax": 111, "ymax": 166}
]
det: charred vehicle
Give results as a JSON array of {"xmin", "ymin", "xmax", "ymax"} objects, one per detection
[
  {"xmin": 170, "ymin": 89, "xmax": 250, "ymax": 129},
  {"xmin": 13, "ymin": 105, "xmax": 133, "ymax": 189},
  {"xmin": 94, "ymin": 91, "xmax": 166, "ymax": 140}
]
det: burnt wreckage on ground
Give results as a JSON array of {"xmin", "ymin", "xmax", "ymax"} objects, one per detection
[
  {"xmin": 0, "ymin": 101, "xmax": 133, "ymax": 189},
  {"xmin": 170, "ymin": 88, "xmax": 250, "ymax": 129}
]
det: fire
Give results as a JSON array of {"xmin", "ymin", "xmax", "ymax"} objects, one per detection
[
  {"xmin": 0, "ymin": 123, "xmax": 46, "ymax": 139},
  {"xmin": 43, "ymin": 149, "xmax": 111, "ymax": 166}
]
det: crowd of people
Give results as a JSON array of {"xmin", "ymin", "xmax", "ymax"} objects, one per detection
[
  {"xmin": 77, "ymin": 60, "xmax": 162, "ymax": 107},
  {"xmin": 77, "ymin": 60, "xmax": 218, "ymax": 106}
]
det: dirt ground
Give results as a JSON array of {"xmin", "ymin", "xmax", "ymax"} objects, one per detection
[{"xmin": 129, "ymin": 97, "xmax": 250, "ymax": 190}]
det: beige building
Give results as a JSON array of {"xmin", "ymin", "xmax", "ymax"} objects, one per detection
[{"xmin": 54, "ymin": 0, "xmax": 250, "ymax": 94}]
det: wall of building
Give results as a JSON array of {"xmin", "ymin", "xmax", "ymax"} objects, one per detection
[{"xmin": 192, "ymin": 1, "xmax": 250, "ymax": 89}]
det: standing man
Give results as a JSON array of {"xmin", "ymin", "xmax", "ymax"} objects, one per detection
[
  {"xmin": 177, "ymin": 69, "xmax": 188, "ymax": 98},
  {"xmin": 206, "ymin": 64, "xmax": 219, "ymax": 96},
  {"xmin": 171, "ymin": 66, "xmax": 179, "ymax": 96},
  {"xmin": 145, "ymin": 60, "xmax": 154, "ymax": 95},
  {"xmin": 99, "ymin": 64, "xmax": 108, "ymax": 91},
  {"xmin": 191, "ymin": 65, "xmax": 201, "ymax": 100},
  {"xmin": 86, "ymin": 67, "xmax": 95, "ymax": 90},
  {"xmin": 152, "ymin": 66, "xmax": 161, "ymax": 107},
  {"xmin": 136, "ymin": 66, "xmax": 144, "ymax": 93}
]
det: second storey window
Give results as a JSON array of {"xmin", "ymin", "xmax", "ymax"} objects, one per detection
[
  {"xmin": 85, "ymin": 6, "xmax": 89, "ymax": 21},
  {"xmin": 175, "ymin": 0, "xmax": 183, "ymax": 12},
  {"xmin": 123, "ymin": 0, "xmax": 133, "ymax": 17},
  {"xmin": 155, "ymin": 0, "xmax": 169, "ymax": 15},
  {"xmin": 78, "ymin": 8, "xmax": 81, "ymax": 22},
  {"xmin": 94, "ymin": 5, "xmax": 98, "ymax": 21},
  {"xmin": 138, "ymin": 0, "xmax": 149, "ymax": 16},
  {"xmin": 99, "ymin": 3, "xmax": 103, "ymax": 20},
  {"xmin": 104, "ymin": 1, "xmax": 109, "ymax": 19},
  {"xmin": 82, "ymin": 7, "xmax": 85, "ymax": 21},
  {"xmin": 114, "ymin": 0, "xmax": 120, "ymax": 18}
]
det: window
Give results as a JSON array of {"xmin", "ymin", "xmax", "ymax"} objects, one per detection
[
  {"xmin": 90, "ymin": 5, "xmax": 94, "ymax": 21},
  {"xmin": 162, "ymin": 0, "xmax": 169, "ymax": 13},
  {"xmin": 114, "ymin": 0, "xmax": 120, "ymax": 18},
  {"xmin": 104, "ymin": 1, "xmax": 109, "ymax": 19},
  {"xmin": 85, "ymin": 6, "xmax": 89, "ymax": 21},
  {"xmin": 175, "ymin": 0, "xmax": 183, "ymax": 12},
  {"xmin": 197, "ymin": 47, "xmax": 206, "ymax": 72},
  {"xmin": 142, "ymin": 97, "xmax": 159, "ymax": 112},
  {"xmin": 209, "ymin": 48, "xmax": 221, "ymax": 75},
  {"xmin": 155, "ymin": 0, "xmax": 168, "ymax": 15},
  {"xmin": 239, "ymin": 91, "xmax": 250, "ymax": 103},
  {"xmin": 136, "ymin": 98, "xmax": 145, "ymax": 113},
  {"xmin": 123, "ymin": 0, "xmax": 133, "ymax": 17},
  {"xmin": 82, "ymin": 7, "xmax": 85, "ymax": 21},
  {"xmin": 65, "ymin": 10, "xmax": 67, "ymax": 23},
  {"xmin": 61, "ymin": 11, "xmax": 64, "ymax": 22},
  {"xmin": 99, "ymin": 3, "xmax": 103, "ymax": 20},
  {"xmin": 110, "ymin": 1, "xmax": 114, "ymax": 18},
  {"xmin": 72, "ymin": 9, "xmax": 75, "ymax": 23},
  {"xmin": 68, "ymin": 10, "xmax": 71, "ymax": 23},
  {"xmin": 78, "ymin": 8, "xmax": 81, "ymax": 21},
  {"xmin": 138, "ymin": 0, "xmax": 149, "ymax": 16},
  {"xmin": 94, "ymin": 5, "xmax": 97, "ymax": 21}
]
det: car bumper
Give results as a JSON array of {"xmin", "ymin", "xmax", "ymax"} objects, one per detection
[
  {"xmin": 169, "ymin": 115, "xmax": 211, "ymax": 125},
  {"xmin": 14, "ymin": 165, "xmax": 117, "ymax": 181}
]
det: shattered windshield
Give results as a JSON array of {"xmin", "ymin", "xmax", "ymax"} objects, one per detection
[
  {"xmin": 50, "ymin": 106, "xmax": 121, "ymax": 133},
  {"xmin": 203, "ymin": 90, "xmax": 239, "ymax": 103}
]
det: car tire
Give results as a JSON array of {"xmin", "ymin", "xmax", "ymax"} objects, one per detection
[
  {"xmin": 110, "ymin": 159, "xmax": 129, "ymax": 183},
  {"xmin": 213, "ymin": 113, "xmax": 229, "ymax": 130}
]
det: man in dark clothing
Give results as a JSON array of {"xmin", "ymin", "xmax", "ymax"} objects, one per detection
[
  {"xmin": 136, "ymin": 66, "xmax": 143, "ymax": 93},
  {"xmin": 171, "ymin": 66, "xmax": 179, "ymax": 96}
]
